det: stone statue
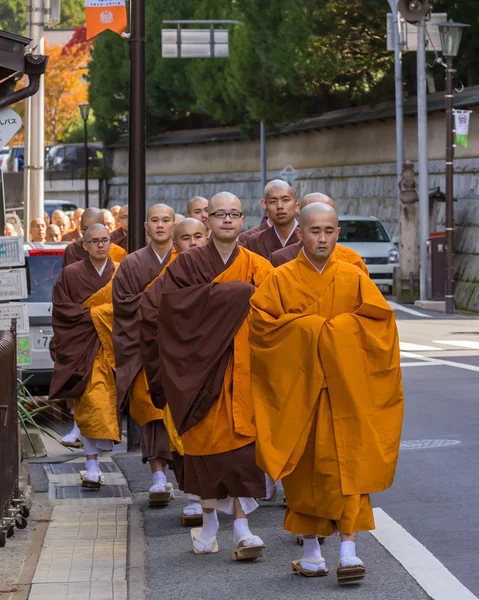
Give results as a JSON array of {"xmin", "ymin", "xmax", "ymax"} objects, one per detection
[{"xmin": 399, "ymin": 160, "xmax": 418, "ymax": 205}]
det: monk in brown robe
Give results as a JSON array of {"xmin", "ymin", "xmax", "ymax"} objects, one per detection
[
  {"xmin": 186, "ymin": 196, "xmax": 209, "ymax": 235},
  {"xmin": 62, "ymin": 208, "xmax": 127, "ymax": 267},
  {"xmin": 101, "ymin": 209, "xmax": 116, "ymax": 234},
  {"xmin": 237, "ymin": 215, "xmax": 269, "ymax": 245},
  {"xmin": 110, "ymin": 205, "xmax": 128, "ymax": 251},
  {"xmin": 50, "ymin": 224, "xmax": 121, "ymax": 489},
  {"xmin": 250, "ymin": 203, "xmax": 403, "ymax": 582},
  {"xmin": 113, "ymin": 204, "xmax": 178, "ymax": 507},
  {"xmin": 139, "ymin": 218, "xmax": 209, "ymax": 524},
  {"xmin": 157, "ymin": 192, "xmax": 272, "ymax": 560},
  {"xmin": 62, "ymin": 208, "xmax": 84, "ymax": 241},
  {"xmin": 243, "ymin": 179, "xmax": 300, "ymax": 257},
  {"xmin": 270, "ymin": 193, "xmax": 368, "ymax": 272}
]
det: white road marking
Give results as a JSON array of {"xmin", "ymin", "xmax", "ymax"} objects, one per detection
[
  {"xmin": 372, "ymin": 508, "xmax": 478, "ymax": 600},
  {"xmin": 389, "ymin": 301, "xmax": 433, "ymax": 318},
  {"xmin": 400, "ymin": 351, "xmax": 479, "ymax": 373},
  {"xmin": 434, "ymin": 340, "xmax": 479, "ymax": 350},
  {"xmin": 400, "ymin": 342, "xmax": 441, "ymax": 352},
  {"xmin": 400, "ymin": 362, "xmax": 438, "ymax": 367}
]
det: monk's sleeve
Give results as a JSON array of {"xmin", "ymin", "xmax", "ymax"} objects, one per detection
[
  {"xmin": 252, "ymin": 256, "xmax": 274, "ymax": 287},
  {"xmin": 250, "ymin": 272, "xmax": 327, "ymax": 481},
  {"xmin": 112, "ymin": 261, "xmax": 140, "ymax": 358},
  {"xmin": 319, "ymin": 273, "xmax": 404, "ymax": 494}
]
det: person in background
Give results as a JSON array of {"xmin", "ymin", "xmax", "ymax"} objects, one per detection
[
  {"xmin": 44, "ymin": 212, "xmax": 51, "ymax": 226},
  {"xmin": 56, "ymin": 215, "xmax": 71, "ymax": 239},
  {"xmin": 110, "ymin": 205, "xmax": 121, "ymax": 229},
  {"xmin": 175, "ymin": 213, "xmax": 185, "ymax": 224},
  {"xmin": 110, "ymin": 205, "xmax": 128, "ymax": 251},
  {"xmin": 46, "ymin": 224, "xmax": 62, "ymax": 242},
  {"xmin": 101, "ymin": 209, "xmax": 116, "ymax": 234},
  {"xmin": 4, "ymin": 223, "xmax": 16, "ymax": 236},
  {"xmin": 62, "ymin": 208, "xmax": 84, "ymax": 242},
  {"xmin": 51, "ymin": 210, "xmax": 66, "ymax": 226},
  {"xmin": 30, "ymin": 218, "xmax": 46, "ymax": 242}
]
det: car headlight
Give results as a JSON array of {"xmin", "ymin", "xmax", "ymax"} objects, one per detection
[{"xmin": 388, "ymin": 248, "xmax": 400, "ymax": 264}]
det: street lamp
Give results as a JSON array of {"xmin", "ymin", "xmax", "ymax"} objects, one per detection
[
  {"xmin": 78, "ymin": 102, "xmax": 90, "ymax": 209},
  {"xmin": 438, "ymin": 20, "xmax": 469, "ymax": 314}
]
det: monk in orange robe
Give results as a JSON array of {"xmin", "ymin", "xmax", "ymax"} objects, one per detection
[
  {"xmin": 242, "ymin": 180, "xmax": 300, "ymax": 257},
  {"xmin": 62, "ymin": 208, "xmax": 127, "ymax": 267},
  {"xmin": 157, "ymin": 192, "xmax": 273, "ymax": 560},
  {"xmin": 250, "ymin": 203, "xmax": 403, "ymax": 582},
  {"xmin": 270, "ymin": 193, "xmax": 368, "ymax": 273},
  {"xmin": 112, "ymin": 204, "xmax": 179, "ymax": 508},
  {"xmin": 139, "ymin": 218, "xmax": 209, "ymax": 524},
  {"xmin": 50, "ymin": 224, "xmax": 121, "ymax": 489}
]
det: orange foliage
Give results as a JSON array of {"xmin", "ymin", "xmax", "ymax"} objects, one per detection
[{"xmin": 11, "ymin": 28, "xmax": 92, "ymax": 146}]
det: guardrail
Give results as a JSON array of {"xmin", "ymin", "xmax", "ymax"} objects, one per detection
[{"xmin": 0, "ymin": 325, "xmax": 30, "ymax": 548}]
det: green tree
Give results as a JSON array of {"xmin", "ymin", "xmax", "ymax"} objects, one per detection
[
  {"xmin": 0, "ymin": 0, "xmax": 26, "ymax": 34},
  {"xmin": 57, "ymin": 0, "xmax": 85, "ymax": 28}
]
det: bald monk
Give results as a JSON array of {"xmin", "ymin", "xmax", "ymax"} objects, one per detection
[
  {"xmin": 62, "ymin": 208, "xmax": 84, "ymax": 241},
  {"xmin": 62, "ymin": 208, "xmax": 127, "ymax": 267},
  {"xmin": 270, "ymin": 193, "xmax": 368, "ymax": 273},
  {"xmin": 243, "ymin": 180, "xmax": 299, "ymax": 257},
  {"xmin": 112, "ymin": 204, "xmax": 177, "ymax": 507},
  {"xmin": 175, "ymin": 213, "xmax": 185, "ymax": 224},
  {"xmin": 157, "ymin": 192, "xmax": 273, "ymax": 560},
  {"xmin": 51, "ymin": 209, "xmax": 65, "ymax": 226},
  {"xmin": 46, "ymin": 224, "xmax": 62, "ymax": 242},
  {"xmin": 50, "ymin": 224, "xmax": 121, "ymax": 489},
  {"xmin": 186, "ymin": 196, "xmax": 209, "ymax": 235},
  {"xmin": 140, "ymin": 218, "xmax": 209, "ymax": 524},
  {"xmin": 101, "ymin": 209, "xmax": 116, "ymax": 233},
  {"xmin": 56, "ymin": 215, "xmax": 70, "ymax": 239},
  {"xmin": 110, "ymin": 205, "xmax": 121, "ymax": 228},
  {"xmin": 250, "ymin": 203, "xmax": 403, "ymax": 582},
  {"xmin": 30, "ymin": 218, "xmax": 46, "ymax": 242},
  {"xmin": 4, "ymin": 223, "xmax": 16, "ymax": 236},
  {"xmin": 110, "ymin": 205, "xmax": 128, "ymax": 251}
]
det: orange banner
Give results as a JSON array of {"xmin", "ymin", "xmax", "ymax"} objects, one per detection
[{"xmin": 85, "ymin": 0, "xmax": 127, "ymax": 40}]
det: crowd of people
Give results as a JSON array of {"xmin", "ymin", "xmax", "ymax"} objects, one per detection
[{"xmin": 47, "ymin": 180, "xmax": 404, "ymax": 583}]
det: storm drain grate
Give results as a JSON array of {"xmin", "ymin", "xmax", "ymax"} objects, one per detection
[
  {"xmin": 400, "ymin": 439, "xmax": 461, "ymax": 450},
  {"xmin": 54, "ymin": 485, "xmax": 131, "ymax": 499},
  {"xmin": 44, "ymin": 462, "xmax": 119, "ymax": 475}
]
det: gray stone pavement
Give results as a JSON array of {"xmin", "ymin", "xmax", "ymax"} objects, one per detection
[{"xmin": 114, "ymin": 453, "xmax": 430, "ymax": 600}]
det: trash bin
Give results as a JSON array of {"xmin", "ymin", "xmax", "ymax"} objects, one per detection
[{"xmin": 426, "ymin": 233, "xmax": 446, "ymax": 300}]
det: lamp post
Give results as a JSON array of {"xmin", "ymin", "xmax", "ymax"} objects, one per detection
[
  {"xmin": 78, "ymin": 102, "xmax": 90, "ymax": 209},
  {"xmin": 438, "ymin": 20, "xmax": 469, "ymax": 314}
]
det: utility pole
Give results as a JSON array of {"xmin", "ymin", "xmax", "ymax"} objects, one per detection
[
  {"xmin": 388, "ymin": 0, "xmax": 404, "ymax": 205},
  {"xmin": 417, "ymin": 19, "xmax": 429, "ymax": 301},
  {"xmin": 28, "ymin": 0, "xmax": 45, "ymax": 225},
  {"xmin": 24, "ymin": 0, "xmax": 32, "ymax": 240},
  {"xmin": 260, "ymin": 120, "xmax": 266, "ymax": 214}
]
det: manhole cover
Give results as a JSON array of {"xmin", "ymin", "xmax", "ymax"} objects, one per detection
[{"xmin": 400, "ymin": 439, "xmax": 461, "ymax": 450}]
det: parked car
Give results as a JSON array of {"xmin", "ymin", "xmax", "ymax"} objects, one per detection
[
  {"xmin": 338, "ymin": 216, "xmax": 399, "ymax": 292},
  {"xmin": 0, "ymin": 146, "xmax": 10, "ymax": 172},
  {"xmin": 20, "ymin": 242, "xmax": 67, "ymax": 393},
  {"xmin": 44, "ymin": 199, "xmax": 79, "ymax": 220},
  {"xmin": 45, "ymin": 143, "xmax": 103, "ymax": 172}
]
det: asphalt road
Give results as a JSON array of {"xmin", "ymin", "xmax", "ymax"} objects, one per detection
[{"xmin": 114, "ymin": 304, "xmax": 479, "ymax": 600}]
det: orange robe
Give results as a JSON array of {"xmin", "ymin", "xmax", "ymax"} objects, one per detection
[
  {"xmin": 250, "ymin": 252, "xmax": 403, "ymax": 535},
  {"xmin": 74, "ymin": 273, "xmax": 121, "ymax": 442}
]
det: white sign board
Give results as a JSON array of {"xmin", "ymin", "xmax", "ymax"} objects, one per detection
[
  {"xmin": 280, "ymin": 165, "xmax": 298, "ymax": 185},
  {"xmin": 0, "ymin": 269, "xmax": 28, "ymax": 301},
  {"xmin": 0, "ymin": 108, "xmax": 22, "ymax": 148},
  {"xmin": 0, "ymin": 236, "xmax": 25, "ymax": 267},
  {"xmin": 162, "ymin": 29, "xmax": 229, "ymax": 58},
  {"xmin": 0, "ymin": 303, "xmax": 29, "ymax": 334},
  {"xmin": 387, "ymin": 13, "xmax": 447, "ymax": 53}
]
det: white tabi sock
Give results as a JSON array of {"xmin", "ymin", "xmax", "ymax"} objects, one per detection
[
  {"xmin": 233, "ymin": 518, "xmax": 263, "ymax": 548},
  {"xmin": 200, "ymin": 511, "xmax": 219, "ymax": 540},
  {"xmin": 183, "ymin": 500, "xmax": 203, "ymax": 516},
  {"xmin": 152, "ymin": 471, "xmax": 167, "ymax": 487},
  {"xmin": 86, "ymin": 458, "xmax": 99, "ymax": 474},
  {"xmin": 339, "ymin": 541, "xmax": 363, "ymax": 567},
  {"xmin": 301, "ymin": 537, "xmax": 326, "ymax": 572}
]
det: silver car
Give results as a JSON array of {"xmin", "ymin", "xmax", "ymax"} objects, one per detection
[{"xmin": 20, "ymin": 242, "xmax": 67, "ymax": 393}]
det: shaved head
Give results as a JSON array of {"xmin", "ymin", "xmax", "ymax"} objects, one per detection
[
  {"xmin": 175, "ymin": 213, "xmax": 185, "ymax": 223},
  {"xmin": 118, "ymin": 205, "xmax": 128, "ymax": 232},
  {"xmin": 173, "ymin": 217, "xmax": 207, "ymax": 243},
  {"xmin": 81, "ymin": 207, "xmax": 104, "ymax": 230},
  {"xmin": 209, "ymin": 192, "xmax": 241, "ymax": 213},
  {"xmin": 299, "ymin": 202, "xmax": 338, "ymax": 229},
  {"xmin": 83, "ymin": 223, "xmax": 109, "ymax": 243},
  {"xmin": 187, "ymin": 196, "xmax": 208, "ymax": 214},
  {"xmin": 264, "ymin": 179, "xmax": 296, "ymax": 201},
  {"xmin": 208, "ymin": 192, "xmax": 244, "ymax": 242},
  {"xmin": 147, "ymin": 203, "xmax": 175, "ymax": 221},
  {"xmin": 187, "ymin": 196, "xmax": 209, "ymax": 230},
  {"xmin": 300, "ymin": 193, "xmax": 334, "ymax": 210}
]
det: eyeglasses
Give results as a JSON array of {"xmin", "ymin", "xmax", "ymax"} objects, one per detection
[
  {"xmin": 209, "ymin": 211, "xmax": 243, "ymax": 220},
  {"xmin": 85, "ymin": 237, "xmax": 111, "ymax": 246},
  {"xmin": 119, "ymin": 215, "xmax": 128, "ymax": 220}
]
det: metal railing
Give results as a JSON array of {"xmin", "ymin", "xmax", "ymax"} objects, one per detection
[{"xmin": 0, "ymin": 325, "xmax": 29, "ymax": 547}]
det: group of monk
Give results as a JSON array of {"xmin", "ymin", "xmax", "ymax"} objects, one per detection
[{"xmin": 48, "ymin": 181, "xmax": 404, "ymax": 584}]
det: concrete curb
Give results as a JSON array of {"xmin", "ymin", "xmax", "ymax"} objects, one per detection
[{"xmin": 128, "ymin": 503, "xmax": 149, "ymax": 600}]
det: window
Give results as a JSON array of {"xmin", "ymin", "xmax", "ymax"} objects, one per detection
[
  {"xmin": 25, "ymin": 256, "xmax": 63, "ymax": 303},
  {"xmin": 338, "ymin": 220, "xmax": 390, "ymax": 243}
]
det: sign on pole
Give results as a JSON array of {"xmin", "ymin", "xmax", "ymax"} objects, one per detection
[
  {"xmin": 454, "ymin": 110, "xmax": 472, "ymax": 148},
  {"xmin": 0, "ymin": 269, "xmax": 28, "ymax": 302},
  {"xmin": 280, "ymin": 165, "xmax": 298, "ymax": 185},
  {"xmin": 162, "ymin": 29, "xmax": 229, "ymax": 58},
  {"xmin": 0, "ymin": 107, "xmax": 22, "ymax": 148},
  {"xmin": 0, "ymin": 303, "xmax": 29, "ymax": 334},
  {"xmin": 0, "ymin": 236, "xmax": 25, "ymax": 267},
  {"xmin": 85, "ymin": 0, "xmax": 127, "ymax": 40}
]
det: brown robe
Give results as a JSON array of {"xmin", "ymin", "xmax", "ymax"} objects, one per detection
[
  {"xmin": 62, "ymin": 238, "xmax": 126, "ymax": 267},
  {"xmin": 242, "ymin": 222, "xmax": 299, "ymax": 258},
  {"xmin": 110, "ymin": 228, "xmax": 128, "ymax": 251},
  {"xmin": 112, "ymin": 245, "xmax": 175, "ymax": 464},
  {"xmin": 62, "ymin": 229, "xmax": 81, "ymax": 242},
  {"xmin": 270, "ymin": 241, "xmax": 369, "ymax": 273},
  {"xmin": 157, "ymin": 240, "xmax": 270, "ymax": 499},
  {"xmin": 237, "ymin": 216, "xmax": 269, "ymax": 245},
  {"xmin": 49, "ymin": 258, "xmax": 116, "ymax": 399}
]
